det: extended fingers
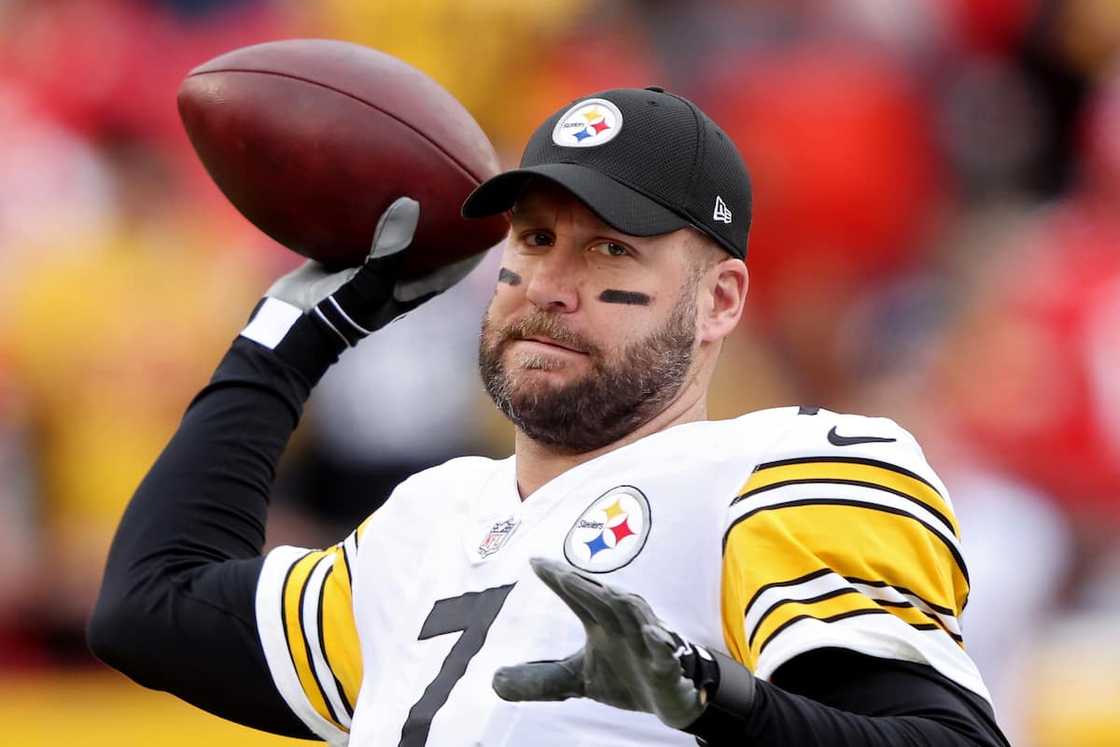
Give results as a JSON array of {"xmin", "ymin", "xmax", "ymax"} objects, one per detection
[
  {"xmin": 530, "ymin": 557, "xmax": 662, "ymax": 638},
  {"xmin": 532, "ymin": 558, "xmax": 632, "ymax": 632}
]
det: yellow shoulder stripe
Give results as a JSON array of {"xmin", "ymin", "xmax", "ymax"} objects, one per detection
[
  {"xmin": 732, "ymin": 503, "xmax": 967, "ymax": 614},
  {"xmin": 738, "ymin": 457, "xmax": 958, "ymax": 538}
]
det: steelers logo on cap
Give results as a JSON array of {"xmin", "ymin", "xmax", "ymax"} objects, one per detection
[
  {"xmin": 551, "ymin": 98, "xmax": 623, "ymax": 148},
  {"xmin": 563, "ymin": 485, "xmax": 651, "ymax": 573}
]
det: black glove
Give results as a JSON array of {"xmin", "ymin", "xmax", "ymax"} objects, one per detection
[
  {"xmin": 493, "ymin": 558, "xmax": 756, "ymax": 733},
  {"xmin": 239, "ymin": 197, "xmax": 482, "ymax": 384}
]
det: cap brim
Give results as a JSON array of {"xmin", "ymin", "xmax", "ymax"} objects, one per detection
[{"xmin": 461, "ymin": 163, "xmax": 688, "ymax": 237}]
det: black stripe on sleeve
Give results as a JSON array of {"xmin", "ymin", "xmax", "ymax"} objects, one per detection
[
  {"xmin": 741, "ymin": 568, "xmax": 834, "ymax": 620},
  {"xmin": 752, "ymin": 595, "xmax": 965, "ymax": 654},
  {"xmin": 872, "ymin": 598, "xmax": 913, "ymax": 608},
  {"xmin": 280, "ymin": 551, "xmax": 312, "ymax": 677},
  {"xmin": 340, "ymin": 539, "xmax": 353, "ymax": 586},
  {"xmin": 749, "ymin": 588, "xmax": 862, "ymax": 648},
  {"xmin": 759, "ymin": 608, "xmax": 890, "ymax": 655},
  {"xmin": 318, "ymin": 565, "xmax": 355, "ymax": 718},
  {"xmin": 750, "ymin": 455, "xmax": 943, "ymax": 496},
  {"xmin": 865, "ymin": 599, "xmax": 963, "ymax": 643},
  {"xmin": 845, "ymin": 577, "xmax": 956, "ymax": 616},
  {"xmin": 731, "ymin": 477, "xmax": 956, "ymax": 536},
  {"xmin": 298, "ymin": 556, "xmax": 342, "ymax": 728}
]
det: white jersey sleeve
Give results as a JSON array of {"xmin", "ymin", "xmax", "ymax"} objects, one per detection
[
  {"xmin": 720, "ymin": 408, "xmax": 988, "ymax": 701},
  {"xmin": 254, "ymin": 517, "xmax": 372, "ymax": 745}
]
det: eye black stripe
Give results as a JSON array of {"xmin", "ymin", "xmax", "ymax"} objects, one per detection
[{"xmin": 598, "ymin": 289, "xmax": 651, "ymax": 305}]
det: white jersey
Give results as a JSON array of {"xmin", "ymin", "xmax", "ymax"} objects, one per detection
[{"xmin": 255, "ymin": 406, "xmax": 989, "ymax": 746}]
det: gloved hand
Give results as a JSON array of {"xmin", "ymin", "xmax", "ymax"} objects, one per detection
[
  {"xmin": 267, "ymin": 196, "xmax": 483, "ymax": 344},
  {"xmin": 240, "ymin": 197, "xmax": 483, "ymax": 381},
  {"xmin": 492, "ymin": 558, "xmax": 755, "ymax": 732}
]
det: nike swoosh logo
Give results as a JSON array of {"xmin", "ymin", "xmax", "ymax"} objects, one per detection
[{"xmin": 827, "ymin": 426, "xmax": 898, "ymax": 447}]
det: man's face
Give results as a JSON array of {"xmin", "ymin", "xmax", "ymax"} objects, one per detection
[{"xmin": 478, "ymin": 182, "xmax": 705, "ymax": 453}]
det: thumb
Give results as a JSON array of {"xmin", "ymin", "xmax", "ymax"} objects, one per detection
[
  {"xmin": 369, "ymin": 196, "xmax": 420, "ymax": 261},
  {"xmin": 492, "ymin": 652, "xmax": 586, "ymax": 702},
  {"xmin": 332, "ymin": 196, "xmax": 419, "ymax": 329}
]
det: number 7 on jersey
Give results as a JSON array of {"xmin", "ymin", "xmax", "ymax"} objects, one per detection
[{"xmin": 398, "ymin": 584, "xmax": 516, "ymax": 746}]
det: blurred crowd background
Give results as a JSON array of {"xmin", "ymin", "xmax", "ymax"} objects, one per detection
[{"xmin": 1, "ymin": 0, "xmax": 1118, "ymax": 744}]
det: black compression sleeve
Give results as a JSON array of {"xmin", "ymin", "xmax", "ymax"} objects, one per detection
[
  {"xmin": 687, "ymin": 648, "xmax": 1009, "ymax": 746},
  {"xmin": 88, "ymin": 317, "xmax": 339, "ymax": 739}
]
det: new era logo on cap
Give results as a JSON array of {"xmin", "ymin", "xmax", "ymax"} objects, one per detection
[{"xmin": 713, "ymin": 195, "xmax": 732, "ymax": 224}]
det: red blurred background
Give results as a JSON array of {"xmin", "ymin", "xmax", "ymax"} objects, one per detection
[{"xmin": 1, "ymin": 0, "xmax": 1117, "ymax": 744}]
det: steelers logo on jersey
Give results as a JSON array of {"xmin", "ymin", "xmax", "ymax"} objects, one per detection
[{"xmin": 563, "ymin": 485, "xmax": 651, "ymax": 573}]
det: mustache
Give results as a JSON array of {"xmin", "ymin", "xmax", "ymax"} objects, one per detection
[{"xmin": 494, "ymin": 312, "xmax": 599, "ymax": 356}]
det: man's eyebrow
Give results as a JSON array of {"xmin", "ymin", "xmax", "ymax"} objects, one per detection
[
  {"xmin": 509, "ymin": 207, "xmax": 549, "ymax": 224},
  {"xmin": 509, "ymin": 205, "xmax": 622, "ymax": 238}
]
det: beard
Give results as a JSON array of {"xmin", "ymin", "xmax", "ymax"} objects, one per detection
[{"xmin": 478, "ymin": 290, "xmax": 698, "ymax": 454}]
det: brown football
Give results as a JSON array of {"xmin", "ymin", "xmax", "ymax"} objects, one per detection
[{"xmin": 177, "ymin": 39, "xmax": 509, "ymax": 274}]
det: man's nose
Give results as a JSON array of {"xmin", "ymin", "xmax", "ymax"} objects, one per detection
[{"xmin": 524, "ymin": 249, "xmax": 580, "ymax": 313}]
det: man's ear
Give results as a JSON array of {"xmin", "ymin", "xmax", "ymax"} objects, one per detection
[{"xmin": 697, "ymin": 259, "xmax": 748, "ymax": 344}]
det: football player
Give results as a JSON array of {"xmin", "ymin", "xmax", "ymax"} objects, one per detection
[{"xmin": 90, "ymin": 88, "xmax": 1009, "ymax": 746}]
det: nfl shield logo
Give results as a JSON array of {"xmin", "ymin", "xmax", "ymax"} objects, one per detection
[{"xmin": 478, "ymin": 517, "xmax": 520, "ymax": 559}]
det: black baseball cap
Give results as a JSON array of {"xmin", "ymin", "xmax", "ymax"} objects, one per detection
[{"xmin": 461, "ymin": 87, "xmax": 752, "ymax": 259}]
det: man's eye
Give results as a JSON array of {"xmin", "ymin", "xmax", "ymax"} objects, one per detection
[
  {"xmin": 592, "ymin": 242, "xmax": 630, "ymax": 257},
  {"xmin": 524, "ymin": 231, "xmax": 553, "ymax": 247}
]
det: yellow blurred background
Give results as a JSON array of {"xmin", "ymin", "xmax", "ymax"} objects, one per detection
[{"xmin": 1, "ymin": 0, "xmax": 1119, "ymax": 744}]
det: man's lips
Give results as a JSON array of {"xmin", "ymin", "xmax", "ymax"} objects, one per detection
[{"xmin": 514, "ymin": 336, "xmax": 588, "ymax": 354}]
